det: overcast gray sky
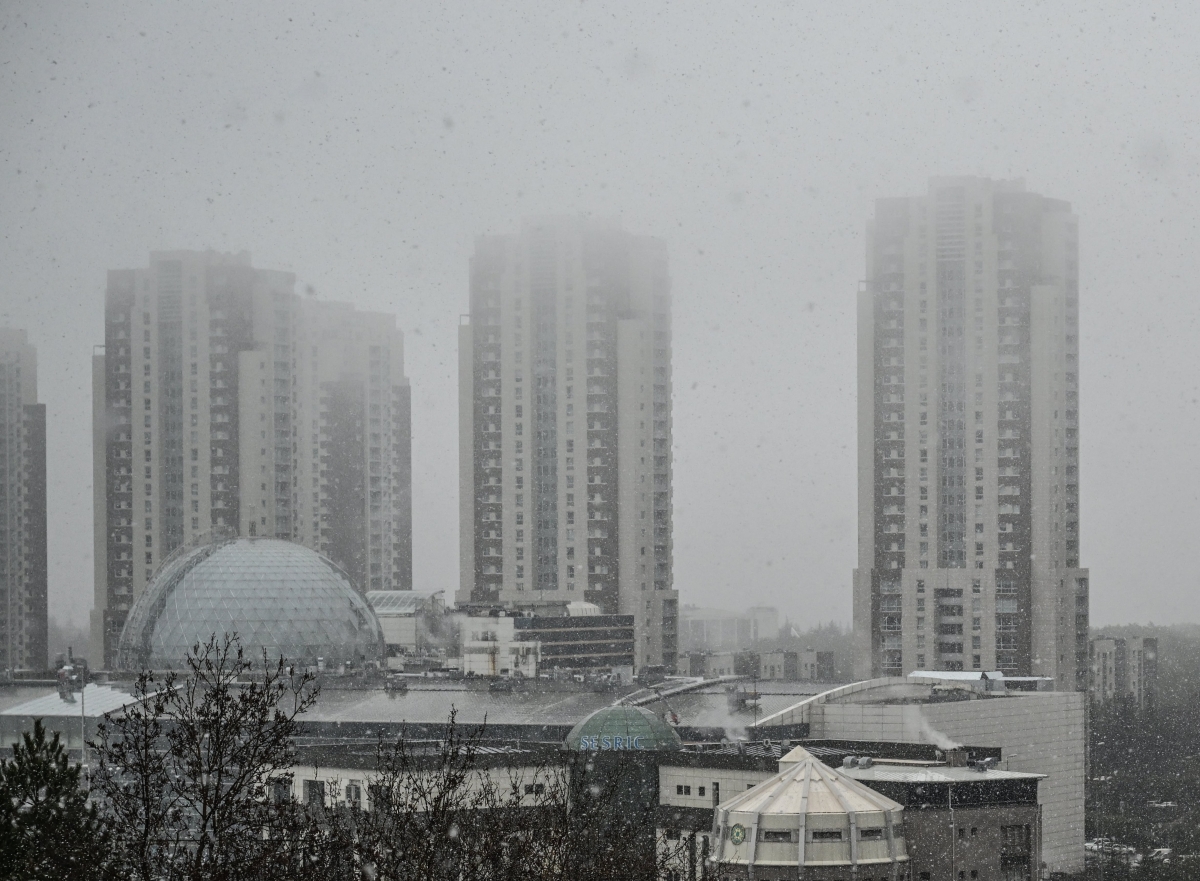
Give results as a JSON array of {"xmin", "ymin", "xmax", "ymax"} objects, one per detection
[{"xmin": 3, "ymin": 1, "xmax": 1198, "ymax": 630}]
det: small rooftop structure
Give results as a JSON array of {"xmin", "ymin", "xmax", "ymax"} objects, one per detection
[
  {"xmin": 713, "ymin": 746, "xmax": 908, "ymax": 878},
  {"xmin": 565, "ymin": 601, "xmax": 602, "ymax": 617},
  {"xmin": 366, "ymin": 590, "xmax": 445, "ymax": 616}
]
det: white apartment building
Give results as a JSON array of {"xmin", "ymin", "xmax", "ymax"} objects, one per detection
[
  {"xmin": 457, "ymin": 218, "xmax": 676, "ymax": 671},
  {"xmin": 852, "ymin": 178, "xmax": 1088, "ymax": 690},
  {"xmin": 1089, "ymin": 635, "xmax": 1157, "ymax": 712},
  {"xmin": 0, "ymin": 329, "xmax": 47, "ymax": 672},
  {"xmin": 91, "ymin": 251, "xmax": 411, "ymax": 668}
]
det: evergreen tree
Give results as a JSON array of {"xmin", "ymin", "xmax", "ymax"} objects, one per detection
[{"xmin": 0, "ymin": 718, "xmax": 114, "ymax": 881}]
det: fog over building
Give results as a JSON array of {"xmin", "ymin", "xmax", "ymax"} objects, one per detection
[
  {"xmin": 91, "ymin": 250, "xmax": 411, "ymax": 667},
  {"xmin": 853, "ymin": 178, "xmax": 1088, "ymax": 690},
  {"xmin": 0, "ymin": 329, "xmax": 47, "ymax": 673},
  {"xmin": 457, "ymin": 218, "xmax": 676, "ymax": 671}
]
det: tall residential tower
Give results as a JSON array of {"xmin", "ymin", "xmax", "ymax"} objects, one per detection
[
  {"xmin": 853, "ymin": 178, "xmax": 1088, "ymax": 690},
  {"xmin": 92, "ymin": 251, "xmax": 411, "ymax": 667},
  {"xmin": 0, "ymin": 329, "xmax": 47, "ymax": 673},
  {"xmin": 458, "ymin": 218, "xmax": 676, "ymax": 671}
]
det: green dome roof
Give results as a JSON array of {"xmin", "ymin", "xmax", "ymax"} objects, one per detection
[{"xmin": 564, "ymin": 705, "xmax": 683, "ymax": 752}]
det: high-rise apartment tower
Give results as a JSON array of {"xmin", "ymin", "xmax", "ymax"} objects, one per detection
[
  {"xmin": 0, "ymin": 329, "xmax": 47, "ymax": 673},
  {"xmin": 853, "ymin": 178, "xmax": 1088, "ymax": 691},
  {"xmin": 92, "ymin": 251, "xmax": 411, "ymax": 667},
  {"xmin": 457, "ymin": 218, "xmax": 676, "ymax": 671}
]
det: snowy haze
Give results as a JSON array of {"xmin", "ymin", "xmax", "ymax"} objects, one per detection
[{"xmin": 2, "ymin": 2, "xmax": 1198, "ymax": 629}]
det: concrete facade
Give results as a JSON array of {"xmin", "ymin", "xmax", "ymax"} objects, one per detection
[
  {"xmin": 0, "ymin": 329, "xmax": 47, "ymax": 673},
  {"xmin": 91, "ymin": 251, "xmax": 412, "ymax": 667},
  {"xmin": 854, "ymin": 177, "xmax": 1087, "ymax": 691},
  {"xmin": 457, "ymin": 218, "xmax": 676, "ymax": 671},
  {"xmin": 901, "ymin": 804, "xmax": 1039, "ymax": 881}
]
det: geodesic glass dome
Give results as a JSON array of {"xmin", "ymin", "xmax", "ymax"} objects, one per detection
[{"xmin": 116, "ymin": 538, "xmax": 385, "ymax": 670}]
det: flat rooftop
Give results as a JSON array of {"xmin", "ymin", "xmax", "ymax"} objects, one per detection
[
  {"xmin": 302, "ymin": 678, "xmax": 827, "ymax": 730},
  {"xmin": 843, "ymin": 764, "xmax": 1044, "ymax": 784}
]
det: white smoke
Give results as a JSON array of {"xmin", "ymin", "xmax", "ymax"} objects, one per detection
[
  {"xmin": 722, "ymin": 712, "xmax": 749, "ymax": 744},
  {"xmin": 904, "ymin": 705, "xmax": 962, "ymax": 750}
]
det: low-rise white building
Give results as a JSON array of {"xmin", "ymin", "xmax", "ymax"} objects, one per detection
[
  {"xmin": 366, "ymin": 589, "xmax": 446, "ymax": 669},
  {"xmin": 459, "ymin": 615, "xmax": 539, "ymax": 678}
]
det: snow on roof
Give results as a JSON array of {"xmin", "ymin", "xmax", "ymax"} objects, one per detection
[
  {"xmin": 0, "ymin": 684, "xmax": 150, "ymax": 720},
  {"xmin": 724, "ymin": 746, "xmax": 904, "ymax": 816},
  {"xmin": 908, "ymin": 670, "xmax": 1006, "ymax": 681},
  {"xmin": 843, "ymin": 764, "xmax": 1045, "ymax": 784}
]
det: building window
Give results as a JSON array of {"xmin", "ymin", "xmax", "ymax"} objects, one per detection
[{"xmin": 303, "ymin": 780, "xmax": 326, "ymax": 807}]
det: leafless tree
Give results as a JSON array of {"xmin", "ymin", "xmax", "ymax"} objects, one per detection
[
  {"xmin": 92, "ymin": 633, "xmax": 322, "ymax": 881},
  {"xmin": 349, "ymin": 709, "xmax": 539, "ymax": 880},
  {"xmin": 91, "ymin": 636, "xmax": 704, "ymax": 881}
]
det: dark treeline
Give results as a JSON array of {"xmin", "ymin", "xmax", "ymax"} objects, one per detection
[
  {"xmin": 0, "ymin": 634, "xmax": 697, "ymax": 881},
  {"xmin": 1085, "ymin": 625, "xmax": 1200, "ymax": 879}
]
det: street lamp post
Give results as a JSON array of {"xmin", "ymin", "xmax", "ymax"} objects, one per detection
[{"xmin": 81, "ymin": 681, "xmax": 88, "ymax": 792}]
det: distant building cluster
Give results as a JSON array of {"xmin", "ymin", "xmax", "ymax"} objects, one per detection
[
  {"xmin": 5, "ymin": 178, "xmax": 1102, "ymax": 725},
  {"xmin": 1089, "ymin": 635, "xmax": 1158, "ymax": 712},
  {"xmin": 680, "ymin": 648, "xmax": 834, "ymax": 683},
  {"xmin": 678, "ymin": 604, "xmax": 779, "ymax": 652}
]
